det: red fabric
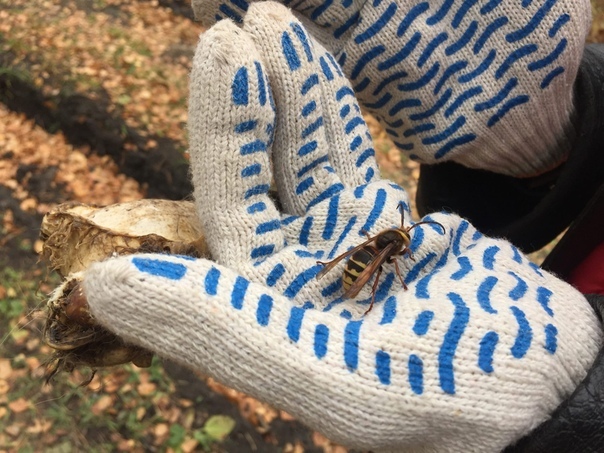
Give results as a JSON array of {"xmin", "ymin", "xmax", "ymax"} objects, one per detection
[{"xmin": 569, "ymin": 240, "xmax": 604, "ymax": 295}]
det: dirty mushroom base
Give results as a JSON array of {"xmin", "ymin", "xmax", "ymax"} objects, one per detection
[{"xmin": 40, "ymin": 199, "xmax": 209, "ymax": 383}]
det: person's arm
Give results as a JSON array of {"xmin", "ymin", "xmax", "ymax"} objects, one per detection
[{"xmin": 83, "ymin": 5, "xmax": 603, "ymax": 451}]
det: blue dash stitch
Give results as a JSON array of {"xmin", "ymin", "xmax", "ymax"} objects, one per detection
[
  {"xmin": 397, "ymin": 3, "xmax": 429, "ymax": 37},
  {"xmin": 231, "ymin": 276, "xmax": 249, "ymax": 309},
  {"xmin": 302, "ymin": 117, "xmax": 324, "ymax": 138},
  {"xmin": 415, "ymin": 252, "xmax": 448, "ymax": 299},
  {"xmin": 528, "ymin": 39, "xmax": 567, "ymax": 71},
  {"xmin": 340, "ymin": 310, "xmax": 353, "ymax": 319},
  {"xmin": 256, "ymin": 294, "xmax": 273, "ymax": 326},
  {"xmin": 510, "ymin": 306, "xmax": 532, "ymax": 358},
  {"xmin": 321, "ymin": 279, "xmax": 342, "ymax": 298},
  {"xmin": 413, "ymin": 311, "xmax": 434, "ymax": 335},
  {"xmin": 446, "ymin": 21, "xmax": 477, "ymax": 55},
  {"xmin": 314, "ymin": 324, "xmax": 329, "ymax": 358},
  {"xmin": 408, "ymin": 354, "xmax": 424, "ymax": 394},
  {"xmin": 235, "ymin": 120, "xmax": 257, "ymax": 133},
  {"xmin": 132, "ymin": 257, "xmax": 186, "ymax": 280},
  {"xmin": 434, "ymin": 62, "xmax": 468, "ymax": 94},
  {"xmin": 241, "ymin": 163, "xmax": 261, "ymax": 177},
  {"xmin": 360, "ymin": 189, "xmax": 386, "ymax": 233},
  {"xmin": 536, "ymin": 286, "xmax": 554, "ymax": 316},
  {"xmin": 334, "ymin": 11, "xmax": 361, "ymax": 39},
  {"xmin": 427, "ymin": 0, "xmax": 454, "ymax": 25},
  {"xmin": 323, "ymin": 196, "xmax": 339, "ymax": 240},
  {"xmin": 483, "ymin": 246, "xmax": 499, "ymax": 269},
  {"xmin": 451, "ymin": 256, "xmax": 472, "ymax": 280},
  {"xmin": 422, "ymin": 116, "xmax": 465, "ymax": 145},
  {"xmin": 298, "ymin": 141, "xmax": 318, "ymax": 157},
  {"xmin": 350, "ymin": 46, "xmax": 385, "ymax": 79},
  {"xmin": 344, "ymin": 320, "xmax": 363, "ymax": 371},
  {"xmin": 302, "ymin": 100, "xmax": 317, "ymax": 117},
  {"xmin": 506, "ymin": 0, "xmax": 557, "ymax": 43},
  {"xmin": 544, "ymin": 324, "xmax": 557, "ymax": 353},
  {"xmin": 438, "ymin": 293, "xmax": 470, "ymax": 394},
  {"xmin": 256, "ymin": 220, "xmax": 280, "ymax": 234},
  {"xmin": 541, "ymin": 67, "xmax": 564, "ymax": 89},
  {"xmin": 452, "ymin": 220, "xmax": 469, "ymax": 255},
  {"xmin": 301, "ymin": 74, "xmax": 320, "ymax": 95},
  {"xmin": 459, "ymin": 49, "xmax": 496, "ymax": 82},
  {"xmin": 474, "ymin": 17, "xmax": 508, "ymax": 54},
  {"xmin": 508, "ymin": 271, "xmax": 528, "ymax": 300},
  {"xmin": 480, "ymin": 0, "xmax": 502, "ymax": 15},
  {"xmin": 399, "ymin": 62, "xmax": 440, "ymax": 91},
  {"xmin": 287, "ymin": 303, "xmax": 313, "ymax": 342},
  {"xmin": 355, "ymin": 3, "xmax": 397, "ymax": 45},
  {"xmin": 488, "ymin": 95, "xmax": 529, "ymax": 127},
  {"xmin": 328, "ymin": 216, "xmax": 357, "ymax": 259},
  {"xmin": 380, "ymin": 296, "xmax": 397, "ymax": 324},
  {"xmin": 410, "ymin": 89, "xmax": 451, "ymax": 121},
  {"xmin": 310, "ymin": 0, "xmax": 333, "ymax": 20},
  {"xmin": 299, "ymin": 216, "xmax": 313, "ymax": 246},
  {"xmin": 434, "ymin": 134, "xmax": 476, "ymax": 159},
  {"xmin": 266, "ymin": 263, "xmax": 286, "ymax": 287},
  {"xmin": 475, "ymin": 78, "xmax": 518, "ymax": 111},
  {"xmin": 378, "ymin": 33, "xmax": 420, "ymax": 72},
  {"xmin": 478, "ymin": 331, "xmax": 499, "ymax": 373},
  {"xmin": 254, "ymin": 61, "xmax": 266, "ymax": 106},
  {"xmin": 406, "ymin": 252, "xmax": 437, "ymax": 285},
  {"xmin": 453, "ymin": 0, "xmax": 480, "ymax": 28},
  {"xmin": 204, "ymin": 267, "xmax": 221, "ymax": 295},
  {"xmin": 232, "ymin": 67, "xmax": 249, "ymax": 105},
  {"xmin": 291, "ymin": 22, "xmax": 313, "ymax": 62},
  {"xmin": 418, "ymin": 32, "xmax": 448, "ymax": 67},
  {"xmin": 284, "ymin": 264, "xmax": 322, "ymax": 298},
  {"xmin": 477, "ymin": 276, "xmax": 498, "ymax": 313},
  {"xmin": 281, "ymin": 32, "xmax": 300, "ymax": 70},
  {"xmin": 375, "ymin": 350, "xmax": 391, "ymax": 385},
  {"xmin": 356, "ymin": 148, "xmax": 375, "ymax": 168},
  {"xmin": 549, "ymin": 14, "xmax": 570, "ymax": 37},
  {"xmin": 496, "ymin": 44, "xmax": 538, "ymax": 79}
]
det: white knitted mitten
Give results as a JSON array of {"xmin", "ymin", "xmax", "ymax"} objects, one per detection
[
  {"xmin": 84, "ymin": 6, "xmax": 602, "ymax": 452},
  {"xmin": 192, "ymin": 0, "xmax": 591, "ymax": 177}
]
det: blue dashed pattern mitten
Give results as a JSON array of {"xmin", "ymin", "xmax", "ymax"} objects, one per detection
[
  {"xmin": 84, "ymin": 5, "xmax": 602, "ymax": 452},
  {"xmin": 192, "ymin": 0, "xmax": 591, "ymax": 177}
]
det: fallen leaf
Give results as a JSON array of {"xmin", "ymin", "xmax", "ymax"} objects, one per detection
[
  {"xmin": 203, "ymin": 415, "xmax": 236, "ymax": 441},
  {"xmin": 26, "ymin": 419, "xmax": 52, "ymax": 434},
  {"xmin": 8, "ymin": 397, "xmax": 30, "ymax": 413},
  {"xmin": 154, "ymin": 423, "xmax": 169, "ymax": 440},
  {"xmin": 137, "ymin": 381, "xmax": 156, "ymax": 396},
  {"xmin": 0, "ymin": 379, "xmax": 10, "ymax": 395},
  {"xmin": 0, "ymin": 360, "xmax": 11, "ymax": 379},
  {"xmin": 117, "ymin": 439, "xmax": 135, "ymax": 451},
  {"xmin": 91, "ymin": 395, "xmax": 113, "ymax": 415},
  {"xmin": 25, "ymin": 356, "xmax": 40, "ymax": 371},
  {"xmin": 5, "ymin": 423, "xmax": 22, "ymax": 437},
  {"xmin": 181, "ymin": 438, "xmax": 198, "ymax": 453}
]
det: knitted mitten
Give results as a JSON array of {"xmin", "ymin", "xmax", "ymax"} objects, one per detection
[
  {"xmin": 192, "ymin": 0, "xmax": 591, "ymax": 177},
  {"xmin": 84, "ymin": 6, "xmax": 602, "ymax": 452}
]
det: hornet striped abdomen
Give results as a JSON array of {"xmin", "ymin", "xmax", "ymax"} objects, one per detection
[
  {"xmin": 316, "ymin": 203, "xmax": 445, "ymax": 315},
  {"xmin": 343, "ymin": 247, "xmax": 379, "ymax": 292}
]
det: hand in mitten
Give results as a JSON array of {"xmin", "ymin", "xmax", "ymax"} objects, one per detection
[
  {"xmin": 192, "ymin": 0, "xmax": 591, "ymax": 177},
  {"xmin": 84, "ymin": 5, "xmax": 602, "ymax": 452}
]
